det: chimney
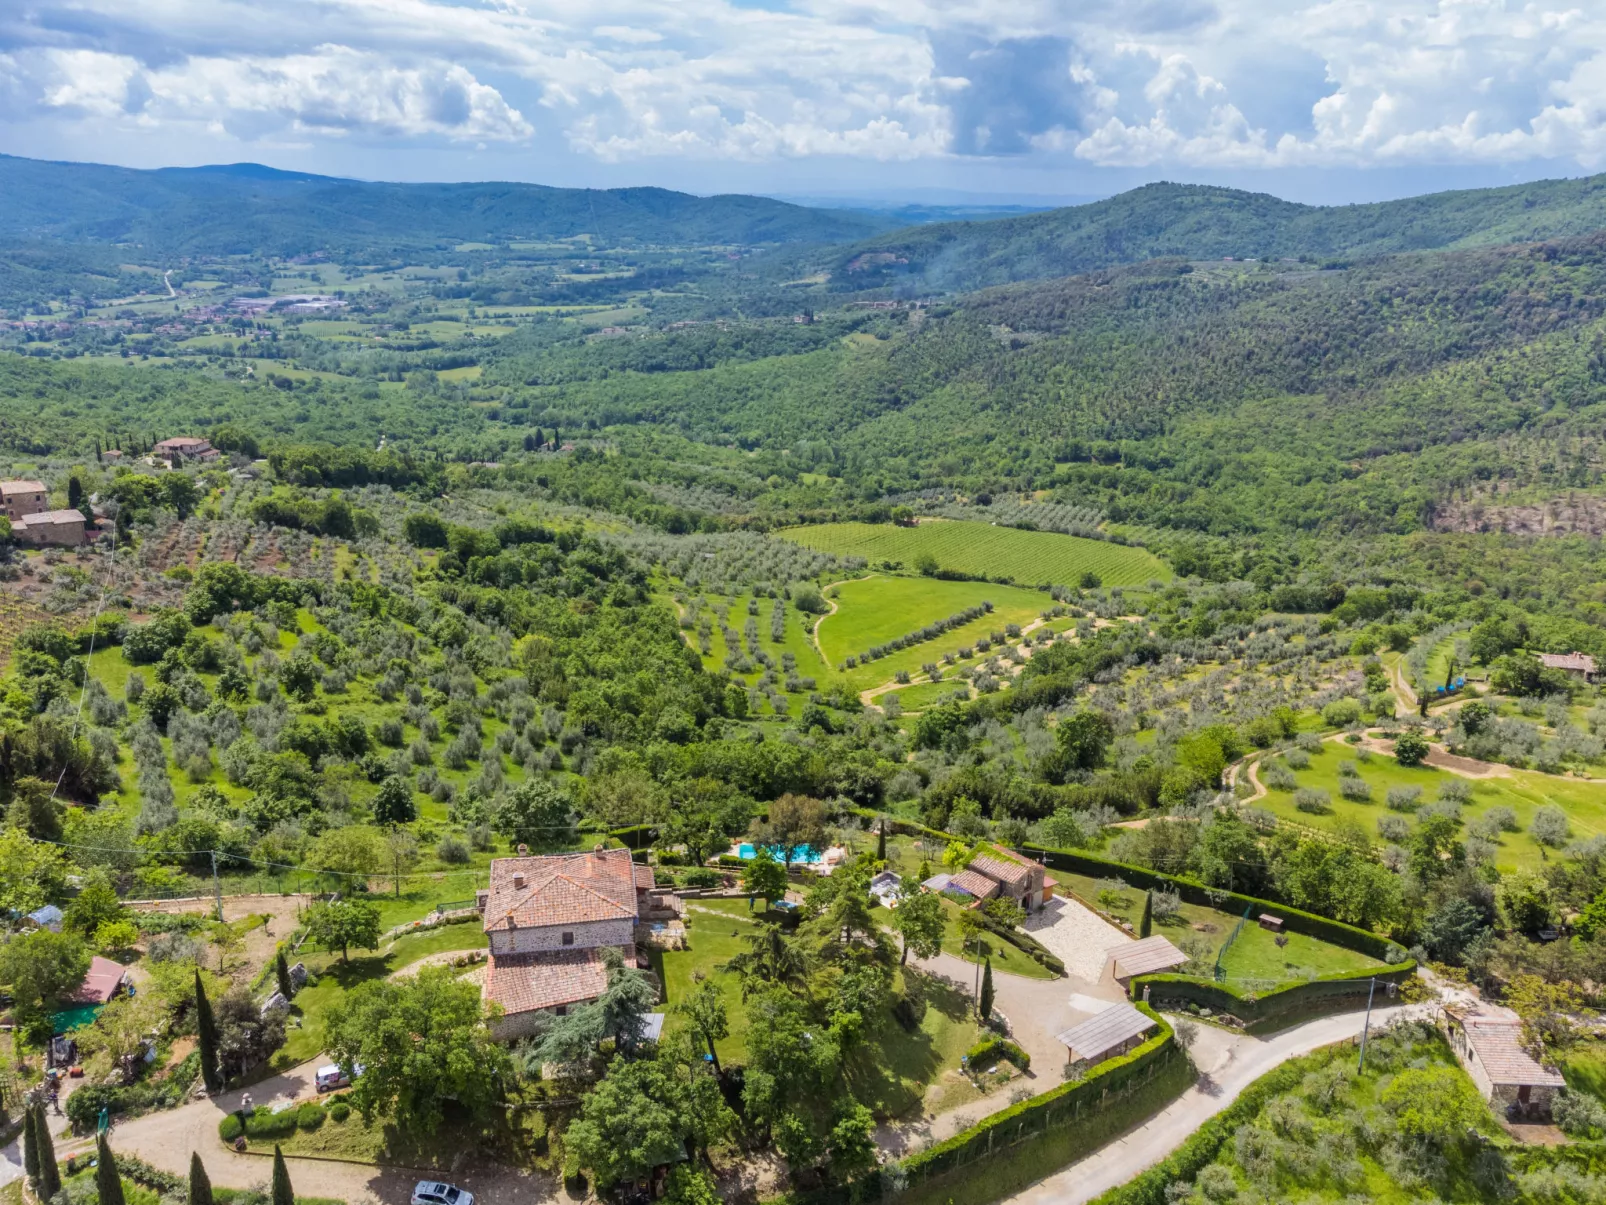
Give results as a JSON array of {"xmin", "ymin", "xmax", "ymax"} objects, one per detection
[
  {"xmin": 506, "ymin": 912, "xmax": 517, "ymax": 928},
  {"xmin": 593, "ymin": 843, "xmax": 606, "ymax": 852},
  {"xmin": 513, "ymin": 873, "xmax": 526, "ymax": 890},
  {"xmin": 516, "ymin": 843, "xmax": 529, "ymax": 856}
]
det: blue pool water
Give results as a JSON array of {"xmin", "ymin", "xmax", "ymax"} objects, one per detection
[{"xmin": 737, "ymin": 842, "xmax": 823, "ymax": 865}]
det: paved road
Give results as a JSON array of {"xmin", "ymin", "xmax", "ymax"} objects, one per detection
[
  {"xmin": 1005, "ymin": 1003, "xmax": 1433, "ymax": 1205},
  {"xmin": 69, "ymin": 1059, "xmax": 562, "ymax": 1205}
]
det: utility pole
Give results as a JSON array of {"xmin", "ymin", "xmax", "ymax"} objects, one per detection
[
  {"xmin": 1357, "ymin": 976, "xmax": 1377, "ymax": 1072},
  {"xmin": 211, "ymin": 850, "xmax": 223, "ymax": 922}
]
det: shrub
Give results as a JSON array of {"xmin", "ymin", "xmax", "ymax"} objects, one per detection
[
  {"xmin": 1295, "ymin": 732, "xmax": 1323, "ymax": 753},
  {"xmin": 329, "ymin": 1101, "xmax": 351, "ymax": 1123},
  {"xmin": 297, "ymin": 1102, "xmax": 327, "ymax": 1130},
  {"xmin": 1531, "ymin": 804, "xmax": 1571, "ymax": 847},
  {"xmin": 1261, "ymin": 763, "xmax": 1296, "ymax": 791},
  {"xmin": 436, "ymin": 835, "xmax": 470, "ymax": 864},
  {"xmin": 1385, "ymin": 786, "xmax": 1422, "ymax": 812},
  {"xmin": 244, "ymin": 1106, "xmax": 299, "ymax": 1140},
  {"xmin": 1293, "ymin": 787, "xmax": 1331, "ymax": 814},
  {"xmin": 965, "ymin": 1037, "xmax": 1031, "ymax": 1072},
  {"xmin": 1377, "ymin": 814, "xmax": 1411, "ymax": 842},
  {"xmin": 1321, "ymin": 698, "xmax": 1361, "ymax": 727},
  {"xmin": 1484, "ymin": 805, "xmax": 1519, "ymax": 832},
  {"xmin": 1555, "ymin": 1088, "xmax": 1606, "ymax": 1138},
  {"xmin": 1282, "ymin": 748, "xmax": 1310, "ymax": 771},
  {"xmin": 1338, "ymin": 776, "xmax": 1372, "ymax": 802},
  {"xmin": 1393, "ymin": 727, "xmax": 1430, "ymax": 766},
  {"xmin": 219, "ymin": 1113, "xmax": 243, "ymax": 1141},
  {"xmin": 1439, "ymin": 779, "xmax": 1472, "ymax": 805},
  {"xmin": 682, "ymin": 867, "xmax": 720, "ymax": 888}
]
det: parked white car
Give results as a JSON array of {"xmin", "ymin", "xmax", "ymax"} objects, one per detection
[
  {"xmin": 412, "ymin": 1182, "xmax": 473, "ymax": 1205},
  {"xmin": 314, "ymin": 1062, "xmax": 362, "ymax": 1092}
]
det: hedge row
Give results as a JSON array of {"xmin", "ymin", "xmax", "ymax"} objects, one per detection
[
  {"xmin": 1088, "ymin": 1041, "xmax": 1346, "ymax": 1205},
  {"xmin": 786, "ymin": 1005, "xmax": 1176, "ymax": 1205},
  {"xmin": 1132, "ymin": 964, "xmax": 1416, "ymax": 1031},
  {"xmin": 965, "ymin": 1037, "xmax": 1031, "ymax": 1072}
]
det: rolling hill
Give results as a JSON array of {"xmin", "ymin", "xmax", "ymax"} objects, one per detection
[
  {"xmin": 822, "ymin": 174, "xmax": 1606, "ymax": 294},
  {"xmin": 0, "ymin": 155, "xmax": 900, "ymax": 254}
]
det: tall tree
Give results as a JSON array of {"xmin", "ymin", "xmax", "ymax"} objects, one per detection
[
  {"xmin": 304, "ymin": 898, "xmax": 381, "ymax": 963},
  {"xmin": 892, "ymin": 890, "xmax": 945, "ymax": 966},
  {"xmin": 752, "ymin": 794, "xmax": 827, "ymax": 867},
  {"xmin": 271, "ymin": 1145, "xmax": 294, "ymax": 1205},
  {"xmin": 35, "ymin": 1103, "xmax": 60, "ymax": 1199},
  {"xmin": 196, "ymin": 969, "xmax": 222, "ymax": 1093},
  {"xmin": 741, "ymin": 850, "xmax": 787, "ymax": 911},
  {"xmin": 979, "ymin": 958, "xmax": 995, "ymax": 1022},
  {"xmin": 876, "ymin": 822, "xmax": 886, "ymax": 862},
  {"xmin": 95, "ymin": 1133, "xmax": 124, "ymax": 1205},
  {"xmin": 188, "ymin": 1152, "xmax": 215, "ymax": 1205},
  {"xmin": 673, "ymin": 978, "xmax": 729, "ymax": 1075},
  {"xmin": 275, "ymin": 949, "xmax": 293, "ymax": 1000},
  {"xmin": 1139, "ymin": 891, "xmax": 1153, "ymax": 939},
  {"xmin": 720, "ymin": 924, "xmax": 809, "ymax": 999},
  {"xmin": 22, "ymin": 1102, "xmax": 38, "ymax": 1185}
]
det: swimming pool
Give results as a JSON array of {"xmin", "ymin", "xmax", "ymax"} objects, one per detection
[{"xmin": 736, "ymin": 843, "xmax": 824, "ymax": 865}]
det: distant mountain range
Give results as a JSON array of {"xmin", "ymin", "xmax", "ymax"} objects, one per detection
[
  {"xmin": 821, "ymin": 175, "xmax": 1606, "ymax": 293},
  {"xmin": 0, "ymin": 155, "xmax": 901, "ymax": 255}
]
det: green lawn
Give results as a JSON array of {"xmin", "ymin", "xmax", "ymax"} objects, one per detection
[
  {"xmin": 1051, "ymin": 871, "xmax": 1380, "ymax": 987},
  {"xmin": 658, "ymin": 897, "xmax": 983, "ymax": 1119},
  {"xmin": 933, "ymin": 897, "xmax": 1058, "ymax": 981},
  {"xmin": 274, "ymin": 922, "xmax": 487, "ymax": 1068},
  {"xmin": 878, "ymin": 680, "xmax": 973, "ymax": 712},
  {"xmin": 778, "ymin": 521, "xmax": 1168, "ymax": 586},
  {"xmin": 817, "ymin": 575, "xmax": 1057, "ymax": 690},
  {"xmin": 1257, "ymin": 739, "xmax": 1606, "ymax": 870},
  {"xmin": 1562, "ymin": 1041, "xmax": 1606, "ymax": 1104}
]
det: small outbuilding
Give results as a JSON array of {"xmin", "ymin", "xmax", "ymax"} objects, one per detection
[
  {"xmin": 920, "ymin": 873, "xmax": 954, "ymax": 893},
  {"xmin": 869, "ymin": 871, "xmax": 902, "ymax": 906},
  {"xmin": 26, "ymin": 905, "xmax": 63, "ymax": 932},
  {"xmin": 69, "ymin": 956, "xmax": 131, "ymax": 1006},
  {"xmin": 1056, "ymin": 1002, "xmax": 1157, "ymax": 1076},
  {"xmin": 16, "ymin": 509, "xmax": 86, "ymax": 546},
  {"xmin": 1258, "ymin": 914, "xmax": 1284, "ymax": 933},
  {"xmin": 1104, "ymin": 935, "xmax": 1188, "ymax": 987},
  {"xmin": 947, "ymin": 869, "xmax": 1002, "ymax": 903},
  {"xmin": 1442, "ymin": 1008, "xmax": 1565, "ymax": 1120}
]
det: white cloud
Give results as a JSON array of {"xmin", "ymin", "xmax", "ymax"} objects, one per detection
[{"xmin": 0, "ymin": 0, "xmax": 1602, "ymax": 171}]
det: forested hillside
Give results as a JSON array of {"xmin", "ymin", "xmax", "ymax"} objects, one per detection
[
  {"xmin": 823, "ymin": 174, "xmax": 1606, "ymax": 293},
  {"xmin": 0, "ymin": 155, "xmax": 897, "ymax": 253}
]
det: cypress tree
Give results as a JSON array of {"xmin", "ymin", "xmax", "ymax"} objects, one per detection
[
  {"xmin": 271, "ymin": 1145, "xmax": 294, "ymax": 1205},
  {"xmin": 36, "ymin": 1103, "xmax": 61, "ymax": 1199},
  {"xmin": 876, "ymin": 822, "xmax": 886, "ymax": 862},
  {"xmin": 95, "ymin": 1133, "xmax": 124, "ymax": 1205},
  {"xmin": 1140, "ymin": 891, "xmax": 1153, "ymax": 939},
  {"xmin": 189, "ymin": 1152, "xmax": 215, "ymax": 1205},
  {"xmin": 979, "ymin": 957, "xmax": 995, "ymax": 1022},
  {"xmin": 196, "ymin": 969, "xmax": 222, "ymax": 1093},
  {"xmin": 275, "ymin": 949, "xmax": 293, "ymax": 1000},
  {"xmin": 22, "ymin": 1101, "xmax": 38, "ymax": 1184}
]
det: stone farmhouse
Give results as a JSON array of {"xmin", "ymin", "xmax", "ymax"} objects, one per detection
[{"xmin": 476, "ymin": 846, "xmax": 679, "ymax": 1040}]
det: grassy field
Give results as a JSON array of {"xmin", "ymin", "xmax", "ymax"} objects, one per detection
[
  {"xmin": 1257, "ymin": 739, "xmax": 1606, "ymax": 870},
  {"xmin": 879, "ymin": 680, "xmax": 973, "ymax": 712},
  {"xmin": 658, "ymin": 896, "xmax": 983, "ymax": 1118},
  {"xmin": 817, "ymin": 575, "xmax": 1052, "ymax": 675},
  {"xmin": 1562, "ymin": 1041, "xmax": 1606, "ymax": 1104},
  {"xmin": 779, "ymin": 521, "xmax": 1168, "ymax": 587}
]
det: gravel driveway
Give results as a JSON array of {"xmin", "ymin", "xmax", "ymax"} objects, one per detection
[{"xmin": 1025, "ymin": 894, "xmax": 1133, "ymax": 983}]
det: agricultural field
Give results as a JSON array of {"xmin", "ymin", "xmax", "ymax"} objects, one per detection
[
  {"xmin": 778, "ymin": 521, "xmax": 1167, "ymax": 587},
  {"xmin": 1254, "ymin": 738, "xmax": 1606, "ymax": 870}
]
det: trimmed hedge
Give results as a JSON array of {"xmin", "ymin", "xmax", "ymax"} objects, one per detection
[
  {"xmin": 219, "ymin": 1113, "xmax": 243, "ymax": 1141},
  {"xmin": 966, "ymin": 1037, "xmax": 1031, "ymax": 1072},
  {"xmin": 297, "ymin": 1102, "xmax": 327, "ymax": 1130},
  {"xmin": 329, "ymin": 1101, "xmax": 351, "ymax": 1123},
  {"xmin": 1089, "ymin": 1040, "xmax": 1343, "ymax": 1205},
  {"xmin": 785, "ymin": 1005, "xmax": 1176, "ymax": 1205},
  {"xmin": 1133, "ymin": 963, "xmax": 1416, "ymax": 1030},
  {"xmin": 243, "ymin": 1105, "xmax": 299, "ymax": 1139},
  {"xmin": 972, "ymin": 908, "xmax": 1066, "ymax": 975}
]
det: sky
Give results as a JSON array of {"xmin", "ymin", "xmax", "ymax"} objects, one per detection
[{"xmin": 1, "ymin": 0, "xmax": 1604, "ymax": 205}]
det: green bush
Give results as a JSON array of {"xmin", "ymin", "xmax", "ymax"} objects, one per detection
[
  {"xmin": 965, "ymin": 1037, "xmax": 1031, "ymax": 1072},
  {"xmin": 244, "ymin": 1105, "xmax": 299, "ymax": 1139},
  {"xmin": 297, "ymin": 1102, "xmax": 327, "ymax": 1130},
  {"xmin": 218, "ymin": 1113, "xmax": 243, "ymax": 1141},
  {"xmin": 681, "ymin": 867, "xmax": 720, "ymax": 888},
  {"xmin": 328, "ymin": 1101, "xmax": 351, "ymax": 1123}
]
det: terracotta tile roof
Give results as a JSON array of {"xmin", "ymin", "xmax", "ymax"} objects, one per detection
[
  {"xmin": 948, "ymin": 870, "xmax": 1001, "ymax": 900},
  {"xmin": 1463, "ymin": 1018, "xmax": 1565, "ymax": 1088},
  {"xmin": 1106, "ymin": 935, "xmax": 1188, "ymax": 978},
  {"xmin": 485, "ymin": 949, "xmax": 609, "ymax": 1014},
  {"xmin": 0, "ymin": 481, "xmax": 45, "ymax": 496},
  {"xmin": 69, "ymin": 955, "xmax": 129, "ymax": 1005},
  {"xmin": 483, "ymin": 848, "xmax": 644, "ymax": 932},
  {"xmin": 969, "ymin": 853, "xmax": 1033, "ymax": 888},
  {"xmin": 1538, "ymin": 652, "xmax": 1596, "ymax": 673},
  {"xmin": 21, "ymin": 511, "xmax": 86, "ymax": 526}
]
